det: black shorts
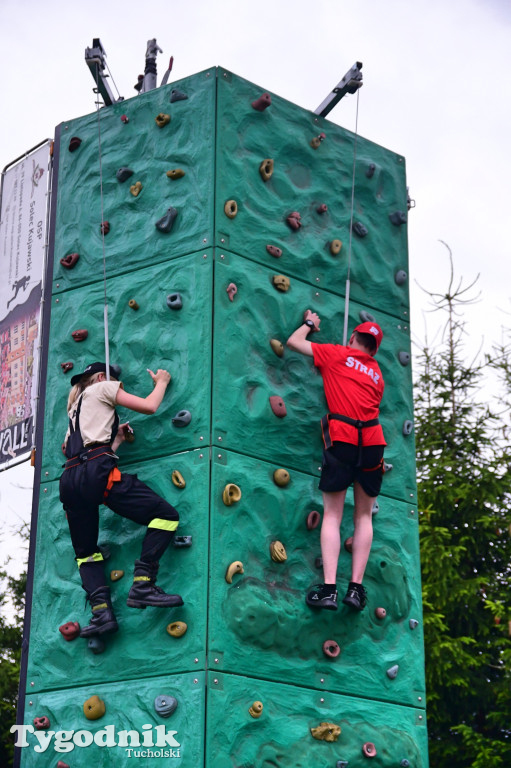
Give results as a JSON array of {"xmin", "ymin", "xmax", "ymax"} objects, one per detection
[{"xmin": 318, "ymin": 442, "xmax": 385, "ymax": 497}]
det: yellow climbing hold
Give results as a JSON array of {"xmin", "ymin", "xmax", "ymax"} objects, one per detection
[
  {"xmin": 330, "ymin": 239, "xmax": 342, "ymax": 255},
  {"xmin": 222, "ymin": 483, "xmax": 242, "ymax": 506},
  {"xmin": 270, "ymin": 540, "xmax": 287, "ymax": 562},
  {"xmin": 310, "ymin": 722, "xmax": 341, "ymax": 742},
  {"xmin": 130, "ymin": 181, "xmax": 143, "ymax": 197},
  {"xmin": 249, "ymin": 701, "xmax": 264, "ymax": 718},
  {"xmin": 273, "ymin": 275, "xmax": 290, "ymax": 293},
  {"xmin": 273, "ymin": 468, "xmax": 290, "ymax": 487},
  {"xmin": 224, "ymin": 200, "xmax": 238, "ymax": 219},
  {"xmin": 172, "ymin": 470, "xmax": 186, "ymax": 489},
  {"xmin": 167, "ymin": 621, "xmax": 188, "ymax": 638},
  {"xmin": 83, "ymin": 695, "xmax": 106, "ymax": 721},
  {"xmin": 259, "ymin": 158, "xmax": 274, "ymax": 182},
  {"xmin": 225, "ymin": 561, "xmax": 244, "ymax": 584},
  {"xmin": 270, "ymin": 339, "xmax": 284, "ymax": 357},
  {"xmin": 166, "ymin": 168, "xmax": 185, "ymax": 179},
  {"xmin": 155, "ymin": 113, "xmax": 171, "ymax": 128},
  {"xmin": 110, "ymin": 570, "xmax": 124, "ymax": 582}
]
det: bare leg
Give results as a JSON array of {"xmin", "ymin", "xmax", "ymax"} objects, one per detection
[
  {"xmin": 321, "ymin": 490, "xmax": 347, "ymax": 584},
  {"xmin": 351, "ymin": 482, "xmax": 376, "ymax": 583}
]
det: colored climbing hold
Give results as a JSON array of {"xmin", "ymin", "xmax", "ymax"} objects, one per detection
[
  {"xmin": 173, "ymin": 535, "xmax": 192, "ymax": 548},
  {"xmin": 362, "ymin": 742, "xmax": 377, "ymax": 758},
  {"xmin": 68, "ymin": 136, "xmax": 82, "ymax": 152},
  {"xmin": 116, "ymin": 167, "xmax": 134, "ymax": 182},
  {"xmin": 171, "ymin": 470, "xmax": 186, "ymax": 488},
  {"xmin": 366, "ymin": 163, "xmax": 376, "ymax": 178},
  {"xmin": 317, "ymin": 204, "xmax": 328, "ymax": 214},
  {"xmin": 383, "ymin": 461, "xmax": 393, "ymax": 472},
  {"xmin": 83, "ymin": 695, "xmax": 105, "ymax": 721},
  {"xmin": 120, "ymin": 114, "xmax": 129, "ymax": 124},
  {"xmin": 33, "ymin": 716, "xmax": 50, "ymax": 730},
  {"xmin": 330, "ymin": 239, "xmax": 342, "ymax": 255},
  {"xmin": 270, "ymin": 339, "xmax": 284, "ymax": 357},
  {"xmin": 372, "ymin": 500, "xmax": 379, "ymax": 515},
  {"xmin": 222, "ymin": 483, "xmax": 241, "ymax": 506},
  {"xmin": 226, "ymin": 282, "xmax": 238, "ymax": 302},
  {"xmin": 110, "ymin": 570, "xmax": 124, "ymax": 581},
  {"xmin": 130, "ymin": 181, "xmax": 143, "ymax": 197},
  {"xmin": 128, "ymin": 299, "xmax": 139, "ymax": 310},
  {"xmin": 57, "ymin": 762, "xmax": 70, "ymax": 768},
  {"xmin": 269, "ymin": 540, "xmax": 287, "ymax": 562},
  {"xmin": 310, "ymin": 723, "xmax": 341, "ymax": 742},
  {"xmin": 224, "ymin": 200, "xmax": 238, "ymax": 219},
  {"xmin": 359, "ymin": 310, "xmax": 376, "ymax": 323},
  {"xmin": 156, "ymin": 207, "xmax": 178, "ymax": 233},
  {"xmin": 155, "ymin": 113, "xmax": 171, "ymax": 128},
  {"xmin": 352, "ymin": 221, "xmax": 368, "ymax": 237},
  {"xmin": 166, "ymin": 292, "xmax": 183, "ymax": 310},
  {"xmin": 61, "ymin": 362, "xmax": 74, "ymax": 374},
  {"xmin": 306, "ymin": 510, "xmax": 320, "ymax": 530},
  {"xmin": 286, "ymin": 211, "xmax": 302, "ymax": 231},
  {"xmin": 167, "ymin": 621, "xmax": 188, "ymax": 637},
  {"xmin": 225, "ymin": 560, "xmax": 244, "ymax": 584},
  {"xmin": 259, "ymin": 158, "xmax": 274, "ymax": 182},
  {"xmin": 88, "ymin": 637, "xmax": 105, "ymax": 655},
  {"xmin": 272, "ymin": 274, "xmax": 290, "ymax": 292},
  {"xmin": 154, "ymin": 695, "xmax": 178, "ymax": 717},
  {"xmin": 266, "ymin": 245, "xmax": 282, "ymax": 258},
  {"xmin": 249, "ymin": 701, "xmax": 264, "ymax": 718},
  {"xmin": 125, "ymin": 426, "xmax": 135, "ymax": 444},
  {"xmin": 322, "ymin": 639, "xmax": 341, "ymax": 658},
  {"xmin": 172, "ymin": 410, "xmax": 192, "ymax": 427},
  {"xmin": 71, "ymin": 329, "xmax": 88, "ymax": 342},
  {"xmin": 166, "ymin": 168, "xmax": 185, "ymax": 180},
  {"xmin": 273, "ymin": 468, "xmax": 290, "ymax": 487},
  {"xmin": 251, "ymin": 93, "xmax": 271, "ymax": 111},
  {"xmin": 170, "ymin": 89, "xmax": 188, "ymax": 102},
  {"xmin": 409, "ymin": 618, "xmax": 419, "ymax": 630},
  {"xmin": 400, "ymin": 760, "xmax": 411, "ymax": 767},
  {"xmin": 375, "ymin": 607, "xmax": 387, "ymax": 620},
  {"xmin": 398, "ymin": 351, "xmax": 410, "ymax": 366},
  {"xmin": 269, "ymin": 395, "xmax": 287, "ymax": 418},
  {"xmin": 100, "ymin": 221, "xmax": 110, "ymax": 235},
  {"xmin": 389, "ymin": 211, "xmax": 407, "ymax": 226},
  {"xmin": 310, "ymin": 132, "xmax": 326, "ymax": 149},
  {"xmin": 59, "ymin": 621, "xmax": 81, "ymax": 641},
  {"xmin": 60, "ymin": 252, "xmax": 80, "ymax": 269},
  {"xmin": 387, "ymin": 664, "xmax": 399, "ymax": 679},
  {"xmin": 344, "ymin": 537, "xmax": 353, "ymax": 553},
  {"xmin": 395, "ymin": 269, "xmax": 407, "ymax": 285},
  {"xmin": 402, "ymin": 420, "xmax": 413, "ymax": 436},
  {"xmin": 337, "ymin": 761, "xmax": 349, "ymax": 768}
]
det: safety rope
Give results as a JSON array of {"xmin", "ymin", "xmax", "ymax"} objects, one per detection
[
  {"xmin": 343, "ymin": 88, "xmax": 360, "ymax": 346},
  {"xmin": 94, "ymin": 64, "xmax": 111, "ymax": 380}
]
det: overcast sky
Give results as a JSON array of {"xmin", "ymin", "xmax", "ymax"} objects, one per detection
[{"xmin": 1, "ymin": 0, "xmax": 510, "ymax": 577}]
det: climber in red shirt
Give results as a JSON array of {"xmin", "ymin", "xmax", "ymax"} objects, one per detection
[{"xmin": 287, "ymin": 310, "xmax": 385, "ymax": 612}]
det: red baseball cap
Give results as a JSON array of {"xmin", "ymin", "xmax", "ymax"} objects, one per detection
[{"xmin": 354, "ymin": 321, "xmax": 383, "ymax": 350}]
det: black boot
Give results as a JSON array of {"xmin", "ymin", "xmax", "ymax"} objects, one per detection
[
  {"xmin": 126, "ymin": 559, "xmax": 184, "ymax": 609},
  {"xmin": 80, "ymin": 587, "xmax": 118, "ymax": 637}
]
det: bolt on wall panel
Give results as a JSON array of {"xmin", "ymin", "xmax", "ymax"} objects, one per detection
[
  {"xmin": 26, "ymin": 450, "xmax": 208, "ymax": 693},
  {"xmin": 212, "ymin": 251, "xmax": 416, "ymax": 503},
  {"xmin": 206, "ymin": 671, "xmax": 427, "ymax": 768},
  {"xmin": 21, "ymin": 672, "xmax": 205, "ymax": 767},
  {"xmin": 53, "ymin": 69, "xmax": 216, "ymax": 294},
  {"xmin": 215, "ymin": 69, "xmax": 410, "ymax": 321},
  {"xmin": 208, "ymin": 450, "xmax": 425, "ymax": 708},
  {"xmin": 41, "ymin": 252, "xmax": 213, "ymax": 482}
]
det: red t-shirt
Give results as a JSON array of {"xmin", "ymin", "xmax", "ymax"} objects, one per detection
[{"xmin": 311, "ymin": 343, "xmax": 386, "ymax": 446}]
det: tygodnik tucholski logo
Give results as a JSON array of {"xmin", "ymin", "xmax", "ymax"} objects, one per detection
[{"xmin": 10, "ymin": 723, "xmax": 181, "ymax": 757}]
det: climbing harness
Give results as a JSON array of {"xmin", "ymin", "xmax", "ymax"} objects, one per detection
[
  {"xmin": 321, "ymin": 412, "xmax": 380, "ymax": 467},
  {"xmin": 343, "ymin": 88, "xmax": 360, "ymax": 346}
]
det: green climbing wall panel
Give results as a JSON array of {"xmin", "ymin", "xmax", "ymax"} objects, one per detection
[{"xmin": 20, "ymin": 67, "xmax": 427, "ymax": 766}]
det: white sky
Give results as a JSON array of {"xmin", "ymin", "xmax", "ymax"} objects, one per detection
[{"xmin": 1, "ymin": 0, "xmax": 510, "ymax": 579}]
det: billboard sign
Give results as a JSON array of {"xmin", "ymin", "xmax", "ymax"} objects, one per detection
[{"xmin": 0, "ymin": 141, "xmax": 51, "ymax": 467}]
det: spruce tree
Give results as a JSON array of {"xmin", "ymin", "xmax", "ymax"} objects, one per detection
[{"xmin": 415, "ymin": 245, "xmax": 511, "ymax": 767}]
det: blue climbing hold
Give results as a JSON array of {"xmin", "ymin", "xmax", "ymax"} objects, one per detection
[
  {"xmin": 116, "ymin": 167, "xmax": 134, "ymax": 182},
  {"xmin": 173, "ymin": 535, "xmax": 192, "ymax": 548},
  {"xmin": 87, "ymin": 637, "xmax": 105, "ymax": 655},
  {"xmin": 156, "ymin": 207, "xmax": 178, "ymax": 233},
  {"xmin": 389, "ymin": 211, "xmax": 407, "ymax": 226},
  {"xmin": 366, "ymin": 163, "xmax": 376, "ymax": 178},
  {"xmin": 170, "ymin": 89, "xmax": 188, "ymax": 102},
  {"xmin": 154, "ymin": 695, "xmax": 178, "ymax": 718},
  {"xmin": 166, "ymin": 293, "xmax": 183, "ymax": 310},
  {"xmin": 395, "ymin": 270, "xmax": 407, "ymax": 286},
  {"xmin": 352, "ymin": 221, "xmax": 368, "ymax": 237},
  {"xmin": 359, "ymin": 310, "xmax": 376, "ymax": 323},
  {"xmin": 403, "ymin": 420, "xmax": 413, "ymax": 436},
  {"xmin": 398, "ymin": 351, "xmax": 411, "ymax": 366},
  {"xmin": 172, "ymin": 410, "xmax": 192, "ymax": 427}
]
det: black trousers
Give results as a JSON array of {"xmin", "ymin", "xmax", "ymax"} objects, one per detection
[{"xmin": 60, "ymin": 451, "xmax": 179, "ymax": 593}]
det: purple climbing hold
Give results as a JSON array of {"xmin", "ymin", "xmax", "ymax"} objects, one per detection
[{"xmin": 156, "ymin": 207, "xmax": 178, "ymax": 233}]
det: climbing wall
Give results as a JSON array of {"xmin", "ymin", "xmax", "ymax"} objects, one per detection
[{"xmin": 19, "ymin": 68, "xmax": 427, "ymax": 766}]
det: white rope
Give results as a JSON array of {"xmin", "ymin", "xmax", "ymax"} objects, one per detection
[
  {"xmin": 94, "ymin": 66, "xmax": 111, "ymax": 380},
  {"xmin": 343, "ymin": 88, "xmax": 360, "ymax": 346}
]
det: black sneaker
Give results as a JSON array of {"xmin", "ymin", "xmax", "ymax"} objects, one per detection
[
  {"xmin": 342, "ymin": 582, "xmax": 367, "ymax": 611},
  {"xmin": 306, "ymin": 584, "xmax": 338, "ymax": 611}
]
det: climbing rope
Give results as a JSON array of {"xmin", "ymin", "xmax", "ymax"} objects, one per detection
[
  {"xmin": 94, "ymin": 64, "xmax": 111, "ymax": 380},
  {"xmin": 343, "ymin": 88, "xmax": 360, "ymax": 346}
]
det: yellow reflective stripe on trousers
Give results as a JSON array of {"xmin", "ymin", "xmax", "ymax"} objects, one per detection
[
  {"xmin": 147, "ymin": 518, "xmax": 179, "ymax": 532},
  {"xmin": 76, "ymin": 552, "xmax": 104, "ymax": 568}
]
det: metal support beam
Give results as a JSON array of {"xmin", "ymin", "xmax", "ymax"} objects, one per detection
[
  {"xmin": 85, "ymin": 38, "xmax": 120, "ymax": 107},
  {"xmin": 314, "ymin": 62, "xmax": 363, "ymax": 118}
]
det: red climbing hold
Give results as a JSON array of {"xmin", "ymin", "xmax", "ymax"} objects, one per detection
[
  {"xmin": 71, "ymin": 329, "xmax": 88, "ymax": 342},
  {"xmin": 306, "ymin": 510, "xmax": 321, "ymax": 530},
  {"xmin": 226, "ymin": 283, "xmax": 237, "ymax": 302},
  {"xmin": 322, "ymin": 639, "xmax": 341, "ymax": 658},
  {"xmin": 266, "ymin": 245, "xmax": 282, "ymax": 258},
  {"xmin": 68, "ymin": 137, "xmax": 82, "ymax": 152},
  {"xmin": 269, "ymin": 395, "xmax": 287, "ymax": 418},
  {"xmin": 286, "ymin": 212, "xmax": 302, "ymax": 231},
  {"xmin": 61, "ymin": 362, "xmax": 74, "ymax": 373},
  {"xmin": 121, "ymin": 114, "xmax": 129, "ymax": 123},
  {"xmin": 251, "ymin": 93, "xmax": 272, "ymax": 111},
  {"xmin": 33, "ymin": 716, "xmax": 50, "ymax": 730},
  {"xmin": 59, "ymin": 621, "xmax": 81, "ymax": 641},
  {"xmin": 344, "ymin": 537, "xmax": 353, "ymax": 553},
  {"xmin": 100, "ymin": 221, "xmax": 110, "ymax": 235},
  {"xmin": 60, "ymin": 252, "xmax": 80, "ymax": 269},
  {"xmin": 317, "ymin": 204, "xmax": 328, "ymax": 214}
]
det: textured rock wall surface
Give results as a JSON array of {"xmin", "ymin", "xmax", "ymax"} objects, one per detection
[{"xmin": 20, "ymin": 69, "xmax": 427, "ymax": 766}]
